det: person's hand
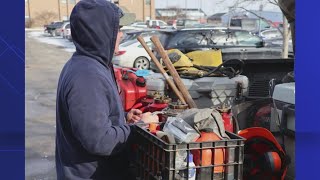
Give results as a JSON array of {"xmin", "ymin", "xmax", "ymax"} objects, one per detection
[
  {"xmin": 140, "ymin": 112, "xmax": 159, "ymax": 124},
  {"xmin": 126, "ymin": 109, "xmax": 142, "ymax": 123}
]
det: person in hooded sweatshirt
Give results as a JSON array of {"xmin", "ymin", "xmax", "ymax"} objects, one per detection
[{"xmin": 55, "ymin": 0, "xmax": 159, "ymax": 179}]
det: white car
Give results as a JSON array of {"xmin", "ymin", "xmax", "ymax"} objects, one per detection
[
  {"xmin": 260, "ymin": 29, "xmax": 283, "ymax": 40},
  {"xmin": 62, "ymin": 23, "xmax": 71, "ymax": 40},
  {"xmin": 112, "ymin": 36, "xmax": 152, "ymax": 69},
  {"xmin": 63, "ymin": 25, "xmax": 72, "ymax": 41},
  {"xmin": 54, "ymin": 22, "xmax": 70, "ymax": 37},
  {"xmin": 146, "ymin": 20, "xmax": 169, "ymax": 29},
  {"xmin": 130, "ymin": 22, "xmax": 148, "ymax": 28}
]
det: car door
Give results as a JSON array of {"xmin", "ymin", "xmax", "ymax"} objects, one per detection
[
  {"xmin": 159, "ymin": 21, "xmax": 167, "ymax": 29},
  {"xmin": 137, "ymin": 40, "xmax": 152, "ymax": 59}
]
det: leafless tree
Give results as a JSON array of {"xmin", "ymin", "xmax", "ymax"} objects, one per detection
[
  {"xmin": 226, "ymin": 0, "xmax": 291, "ymax": 58},
  {"xmin": 25, "ymin": 19, "xmax": 34, "ymax": 28},
  {"xmin": 35, "ymin": 11, "xmax": 58, "ymax": 27}
]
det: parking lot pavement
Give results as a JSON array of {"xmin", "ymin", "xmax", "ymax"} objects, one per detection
[
  {"xmin": 27, "ymin": 31, "xmax": 76, "ymax": 53},
  {"xmin": 26, "ymin": 30, "xmax": 73, "ymax": 180}
]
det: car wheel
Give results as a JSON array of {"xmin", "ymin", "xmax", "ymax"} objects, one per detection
[{"xmin": 134, "ymin": 57, "xmax": 150, "ymax": 69}]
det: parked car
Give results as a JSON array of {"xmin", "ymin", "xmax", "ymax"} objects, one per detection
[
  {"xmin": 62, "ymin": 23, "xmax": 70, "ymax": 38},
  {"xmin": 150, "ymin": 28, "xmax": 292, "ymax": 71},
  {"xmin": 260, "ymin": 29, "xmax": 283, "ymax": 40},
  {"xmin": 44, "ymin": 21, "xmax": 64, "ymax": 36},
  {"xmin": 44, "ymin": 21, "xmax": 59, "ymax": 31},
  {"xmin": 167, "ymin": 20, "xmax": 177, "ymax": 27},
  {"xmin": 130, "ymin": 21, "xmax": 148, "ymax": 28},
  {"xmin": 257, "ymin": 29, "xmax": 293, "ymax": 52},
  {"xmin": 146, "ymin": 20, "xmax": 171, "ymax": 29},
  {"xmin": 120, "ymin": 29, "xmax": 171, "ymax": 44},
  {"xmin": 175, "ymin": 19, "xmax": 199, "ymax": 29},
  {"xmin": 54, "ymin": 21, "xmax": 70, "ymax": 37},
  {"xmin": 230, "ymin": 18, "xmax": 271, "ymax": 32},
  {"xmin": 112, "ymin": 36, "xmax": 152, "ymax": 69},
  {"xmin": 63, "ymin": 24, "xmax": 72, "ymax": 42}
]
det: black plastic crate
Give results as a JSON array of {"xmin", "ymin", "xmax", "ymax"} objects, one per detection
[{"xmin": 134, "ymin": 124, "xmax": 245, "ymax": 180}]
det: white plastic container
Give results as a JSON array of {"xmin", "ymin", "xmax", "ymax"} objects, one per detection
[
  {"xmin": 271, "ymin": 82, "xmax": 295, "ymax": 132},
  {"xmin": 179, "ymin": 153, "xmax": 196, "ymax": 180}
]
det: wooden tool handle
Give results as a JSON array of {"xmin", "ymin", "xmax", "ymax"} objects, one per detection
[
  {"xmin": 137, "ymin": 36, "xmax": 186, "ymax": 104},
  {"xmin": 150, "ymin": 36, "xmax": 198, "ymax": 108}
]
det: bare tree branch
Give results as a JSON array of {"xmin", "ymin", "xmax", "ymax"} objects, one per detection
[
  {"xmin": 267, "ymin": 0, "xmax": 279, "ymax": 6},
  {"xmin": 238, "ymin": 7, "xmax": 284, "ymax": 37},
  {"xmin": 35, "ymin": 11, "xmax": 58, "ymax": 26},
  {"xmin": 227, "ymin": 0, "xmax": 291, "ymax": 57}
]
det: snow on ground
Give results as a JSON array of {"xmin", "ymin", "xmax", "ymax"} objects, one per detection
[{"xmin": 27, "ymin": 30, "xmax": 76, "ymax": 53}]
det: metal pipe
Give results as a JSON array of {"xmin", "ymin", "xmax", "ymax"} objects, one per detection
[{"xmin": 27, "ymin": 0, "xmax": 31, "ymax": 20}]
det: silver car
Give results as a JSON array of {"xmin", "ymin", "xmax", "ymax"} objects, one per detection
[{"xmin": 54, "ymin": 22, "xmax": 70, "ymax": 37}]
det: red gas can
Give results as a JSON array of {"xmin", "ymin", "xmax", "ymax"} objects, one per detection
[
  {"xmin": 221, "ymin": 112, "xmax": 233, "ymax": 132},
  {"xmin": 116, "ymin": 69, "xmax": 147, "ymax": 112},
  {"xmin": 217, "ymin": 106, "xmax": 234, "ymax": 133},
  {"xmin": 113, "ymin": 67, "xmax": 122, "ymax": 82},
  {"xmin": 147, "ymin": 97, "xmax": 171, "ymax": 112}
]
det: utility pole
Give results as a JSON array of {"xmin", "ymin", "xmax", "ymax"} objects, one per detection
[
  {"xmin": 150, "ymin": 0, "xmax": 152, "ymax": 19},
  {"xmin": 58, "ymin": 0, "xmax": 61, "ymax": 20},
  {"xmin": 27, "ymin": 0, "xmax": 31, "ymax": 21},
  {"xmin": 66, "ymin": 0, "xmax": 69, "ymax": 20},
  {"xmin": 143, "ymin": 0, "xmax": 145, "ymax": 21}
]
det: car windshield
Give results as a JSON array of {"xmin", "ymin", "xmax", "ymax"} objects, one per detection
[
  {"xmin": 234, "ymin": 31, "xmax": 263, "ymax": 46},
  {"xmin": 166, "ymin": 30, "xmax": 262, "ymax": 48}
]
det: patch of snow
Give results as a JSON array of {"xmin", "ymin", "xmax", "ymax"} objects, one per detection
[
  {"xmin": 25, "ymin": 28, "xmax": 45, "ymax": 31},
  {"xmin": 27, "ymin": 31, "xmax": 76, "ymax": 53}
]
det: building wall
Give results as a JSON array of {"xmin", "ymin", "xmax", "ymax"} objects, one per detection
[
  {"xmin": 119, "ymin": 0, "xmax": 155, "ymax": 21},
  {"xmin": 25, "ymin": 0, "xmax": 155, "ymax": 27},
  {"xmin": 25, "ymin": 0, "xmax": 78, "ymax": 27}
]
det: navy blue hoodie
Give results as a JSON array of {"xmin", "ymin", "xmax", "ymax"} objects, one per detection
[{"xmin": 55, "ymin": 1, "xmax": 134, "ymax": 179}]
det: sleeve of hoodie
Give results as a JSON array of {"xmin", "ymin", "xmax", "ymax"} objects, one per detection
[{"xmin": 66, "ymin": 72, "xmax": 134, "ymax": 156}]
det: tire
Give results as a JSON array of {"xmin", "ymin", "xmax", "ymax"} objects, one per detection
[{"xmin": 134, "ymin": 57, "xmax": 150, "ymax": 69}]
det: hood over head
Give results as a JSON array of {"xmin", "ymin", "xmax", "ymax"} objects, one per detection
[{"xmin": 70, "ymin": 0, "xmax": 122, "ymax": 67}]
